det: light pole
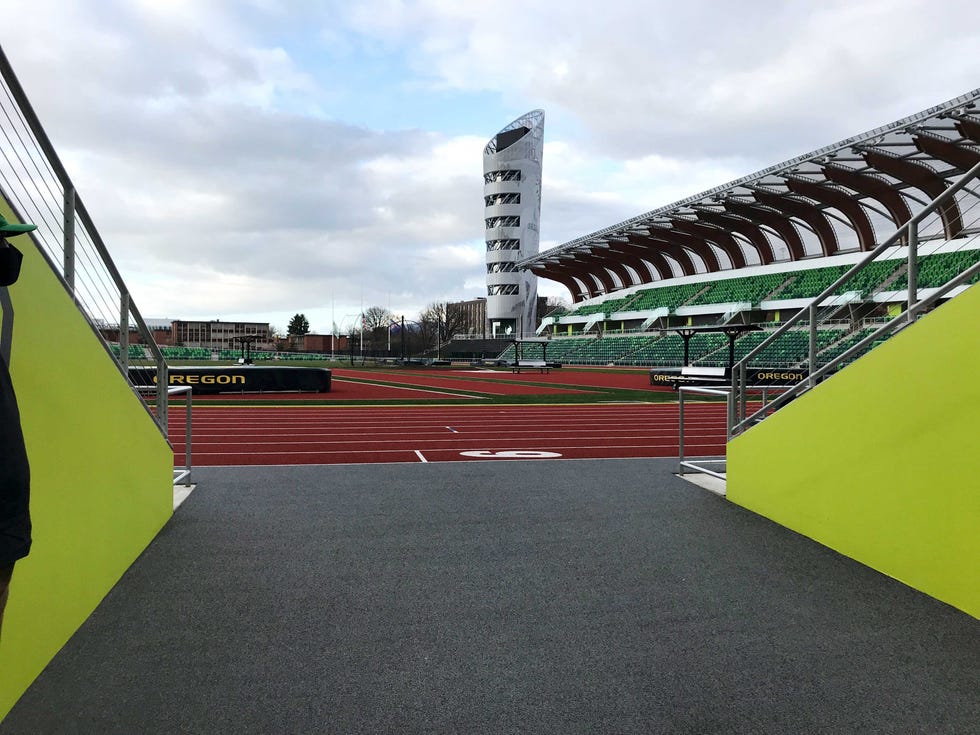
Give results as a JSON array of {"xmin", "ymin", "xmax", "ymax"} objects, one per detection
[{"xmin": 393, "ymin": 316, "xmax": 425, "ymax": 362}]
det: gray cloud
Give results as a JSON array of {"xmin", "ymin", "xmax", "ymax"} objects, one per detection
[
  {"xmin": 344, "ymin": 0, "xmax": 980, "ymax": 161},
  {"xmin": 4, "ymin": 0, "xmax": 977, "ymax": 319}
]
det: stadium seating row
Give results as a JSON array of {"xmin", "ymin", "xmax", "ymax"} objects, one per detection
[
  {"xmin": 108, "ymin": 345, "xmax": 337, "ymax": 362},
  {"xmin": 562, "ymin": 250, "xmax": 979, "ymax": 319},
  {"xmin": 497, "ymin": 325, "xmax": 865, "ymax": 369}
]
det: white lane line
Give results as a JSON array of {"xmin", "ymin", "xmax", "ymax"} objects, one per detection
[
  {"xmin": 332, "ymin": 379, "xmax": 488, "ymax": 399},
  {"xmin": 414, "ymin": 450, "xmax": 428, "ymax": 463}
]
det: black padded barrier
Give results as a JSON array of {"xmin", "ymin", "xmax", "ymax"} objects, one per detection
[{"xmin": 128, "ymin": 366, "xmax": 331, "ymax": 395}]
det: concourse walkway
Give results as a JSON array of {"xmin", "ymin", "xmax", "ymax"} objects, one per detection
[{"xmin": 2, "ymin": 459, "xmax": 977, "ymax": 734}]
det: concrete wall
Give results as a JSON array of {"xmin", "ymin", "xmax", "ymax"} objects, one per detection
[
  {"xmin": 728, "ymin": 284, "xmax": 980, "ymax": 618},
  {"xmin": 0, "ymin": 202, "xmax": 174, "ymax": 719}
]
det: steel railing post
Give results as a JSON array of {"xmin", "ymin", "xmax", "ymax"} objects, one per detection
[
  {"xmin": 184, "ymin": 388, "xmax": 192, "ymax": 486},
  {"xmin": 739, "ymin": 361, "xmax": 747, "ymax": 423},
  {"xmin": 729, "ymin": 366, "xmax": 739, "ymax": 434},
  {"xmin": 725, "ymin": 390, "xmax": 734, "ymax": 441},
  {"xmin": 119, "ymin": 291, "xmax": 130, "ymax": 370},
  {"xmin": 156, "ymin": 360, "xmax": 168, "ymax": 433},
  {"xmin": 907, "ymin": 224, "xmax": 918, "ymax": 323},
  {"xmin": 727, "ymin": 376, "xmax": 736, "ymax": 438},
  {"xmin": 808, "ymin": 302, "xmax": 818, "ymax": 389},
  {"xmin": 678, "ymin": 389, "xmax": 685, "ymax": 475}
]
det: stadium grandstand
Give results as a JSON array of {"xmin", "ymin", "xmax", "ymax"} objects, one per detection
[
  {"xmin": 0, "ymin": 36, "xmax": 976, "ymax": 733},
  {"xmin": 508, "ymin": 90, "xmax": 980, "ymax": 372},
  {"xmin": 502, "ymin": 88, "xmax": 980, "ymax": 631}
]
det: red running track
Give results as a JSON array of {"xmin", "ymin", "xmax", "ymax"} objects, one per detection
[
  {"xmin": 168, "ymin": 402, "xmax": 729, "ymax": 466},
  {"xmin": 331, "ymin": 369, "xmax": 593, "ymax": 396}
]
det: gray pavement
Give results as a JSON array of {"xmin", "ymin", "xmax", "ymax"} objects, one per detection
[{"xmin": 2, "ymin": 458, "xmax": 977, "ymax": 734}]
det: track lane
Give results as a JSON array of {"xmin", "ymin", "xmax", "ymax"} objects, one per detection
[{"xmin": 168, "ymin": 402, "xmax": 731, "ymax": 466}]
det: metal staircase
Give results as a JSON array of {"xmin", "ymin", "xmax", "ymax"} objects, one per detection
[{"xmin": 729, "ymin": 160, "xmax": 980, "ymax": 438}]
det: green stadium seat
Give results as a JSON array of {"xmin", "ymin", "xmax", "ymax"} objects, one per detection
[
  {"xmin": 687, "ymin": 272, "xmax": 790, "ymax": 306},
  {"xmin": 891, "ymin": 249, "xmax": 980, "ymax": 290},
  {"xmin": 776, "ymin": 266, "xmax": 849, "ymax": 300},
  {"xmin": 626, "ymin": 282, "xmax": 704, "ymax": 312}
]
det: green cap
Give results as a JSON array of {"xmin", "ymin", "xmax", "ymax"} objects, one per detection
[{"xmin": 0, "ymin": 214, "xmax": 37, "ymax": 235}]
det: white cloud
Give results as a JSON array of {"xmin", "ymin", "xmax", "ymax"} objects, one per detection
[
  {"xmin": 2, "ymin": 0, "xmax": 978, "ymax": 321},
  {"xmin": 342, "ymin": 0, "xmax": 980, "ymax": 159}
]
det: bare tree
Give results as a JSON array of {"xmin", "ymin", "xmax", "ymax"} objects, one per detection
[
  {"xmin": 359, "ymin": 306, "xmax": 393, "ymax": 354},
  {"xmin": 417, "ymin": 301, "xmax": 472, "ymax": 356},
  {"xmin": 443, "ymin": 302, "xmax": 474, "ymax": 338},
  {"xmin": 418, "ymin": 303, "xmax": 443, "ymax": 352},
  {"xmin": 545, "ymin": 295, "xmax": 570, "ymax": 315},
  {"xmin": 363, "ymin": 306, "xmax": 394, "ymax": 330}
]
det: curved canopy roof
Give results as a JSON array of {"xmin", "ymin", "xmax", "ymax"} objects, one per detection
[{"xmin": 520, "ymin": 91, "xmax": 980, "ymax": 302}]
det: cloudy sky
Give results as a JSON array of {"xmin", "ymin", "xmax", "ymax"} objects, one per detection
[{"xmin": 3, "ymin": 0, "xmax": 979, "ymax": 333}]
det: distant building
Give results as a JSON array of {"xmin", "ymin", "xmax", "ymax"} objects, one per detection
[
  {"xmin": 483, "ymin": 109, "xmax": 545, "ymax": 338},
  {"xmin": 446, "ymin": 296, "xmax": 550, "ymax": 339},
  {"xmin": 302, "ymin": 334, "xmax": 348, "ymax": 353},
  {"xmin": 96, "ymin": 318, "xmax": 173, "ymax": 346},
  {"xmin": 171, "ymin": 320, "xmax": 273, "ymax": 350},
  {"xmin": 446, "ymin": 297, "xmax": 487, "ymax": 338},
  {"xmin": 143, "ymin": 318, "xmax": 174, "ymax": 346}
]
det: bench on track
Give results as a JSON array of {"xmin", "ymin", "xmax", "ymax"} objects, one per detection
[
  {"xmin": 669, "ymin": 366, "xmax": 728, "ymax": 390},
  {"xmin": 512, "ymin": 360, "xmax": 550, "ymax": 374}
]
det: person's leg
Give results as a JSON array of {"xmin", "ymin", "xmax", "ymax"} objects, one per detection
[{"xmin": 0, "ymin": 563, "xmax": 14, "ymax": 637}]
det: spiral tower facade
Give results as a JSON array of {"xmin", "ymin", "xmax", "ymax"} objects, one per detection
[{"xmin": 483, "ymin": 110, "xmax": 544, "ymax": 338}]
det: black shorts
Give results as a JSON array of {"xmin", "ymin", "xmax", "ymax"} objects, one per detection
[{"xmin": 0, "ymin": 354, "xmax": 30, "ymax": 566}]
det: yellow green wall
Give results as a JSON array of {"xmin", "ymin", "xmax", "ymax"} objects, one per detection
[
  {"xmin": 728, "ymin": 285, "xmax": 980, "ymax": 617},
  {"xmin": 0, "ymin": 203, "xmax": 173, "ymax": 718}
]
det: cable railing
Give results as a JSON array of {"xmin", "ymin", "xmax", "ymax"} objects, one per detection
[
  {"xmin": 0, "ymin": 46, "xmax": 171, "ymax": 435},
  {"xmin": 730, "ymin": 159, "xmax": 980, "ymax": 438}
]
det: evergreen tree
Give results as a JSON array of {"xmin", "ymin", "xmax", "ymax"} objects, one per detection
[{"xmin": 287, "ymin": 313, "xmax": 310, "ymax": 336}]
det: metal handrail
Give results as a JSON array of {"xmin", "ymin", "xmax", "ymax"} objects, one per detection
[
  {"xmin": 678, "ymin": 386, "xmax": 732, "ymax": 480},
  {"xmin": 132, "ymin": 384, "xmax": 191, "ymax": 486},
  {"xmin": 0, "ymin": 45, "xmax": 171, "ymax": 435},
  {"xmin": 169, "ymin": 386, "xmax": 193, "ymax": 487},
  {"xmin": 733, "ymin": 260, "xmax": 980, "ymax": 433},
  {"xmin": 730, "ymin": 159, "xmax": 980, "ymax": 437}
]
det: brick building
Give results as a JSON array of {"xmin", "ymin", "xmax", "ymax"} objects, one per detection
[
  {"xmin": 171, "ymin": 320, "xmax": 274, "ymax": 350},
  {"xmin": 97, "ymin": 318, "xmax": 174, "ymax": 346},
  {"xmin": 301, "ymin": 334, "xmax": 349, "ymax": 353}
]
